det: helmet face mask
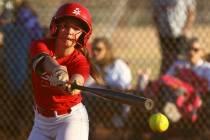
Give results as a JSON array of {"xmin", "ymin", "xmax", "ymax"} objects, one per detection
[
  {"xmin": 56, "ymin": 17, "xmax": 89, "ymax": 33},
  {"xmin": 56, "ymin": 18, "xmax": 85, "ymax": 48},
  {"xmin": 50, "ymin": 2, "xmax": 92, "ymax": 48}
]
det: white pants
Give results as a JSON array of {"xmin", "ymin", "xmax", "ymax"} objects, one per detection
[{"xmin": 28, "ymin": 103, "xmax": 89, "ymax": 140}]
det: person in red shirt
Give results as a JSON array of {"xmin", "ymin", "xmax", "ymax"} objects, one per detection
[{"xmin": 28, "ymin": 2, "xmax": 103, "ymax": 140}]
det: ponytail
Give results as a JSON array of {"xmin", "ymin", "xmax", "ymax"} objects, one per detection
[{"xmin": 78, "ymin": 47, "xmax": 105, "ymax": 85}]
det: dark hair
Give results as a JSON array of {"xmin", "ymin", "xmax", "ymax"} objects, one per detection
[{"xmin": 78, "ymin": 47, "xmax": 105, "ymax": 85}]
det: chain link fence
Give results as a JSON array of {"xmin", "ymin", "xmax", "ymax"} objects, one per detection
[{"xmin": 0, "ymin": 0, "xmax": 210, "ymax": 140}]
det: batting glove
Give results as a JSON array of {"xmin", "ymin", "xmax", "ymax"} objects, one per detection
[{"xmin": 49, "ymin": 65, "xmax": 69, "ymax": 87}]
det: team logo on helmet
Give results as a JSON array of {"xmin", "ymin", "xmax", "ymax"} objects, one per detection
[{"xmin": 72, "ymin": 8, "xmax": 81, "ymax": 15}]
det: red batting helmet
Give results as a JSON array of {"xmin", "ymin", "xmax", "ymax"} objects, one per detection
[{"xmin": 50, "ymin": 2, "xmax": 92, "ymax": 48}]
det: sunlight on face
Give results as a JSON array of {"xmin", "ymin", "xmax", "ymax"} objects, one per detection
[{"xmin": 57, "ymin": 18, "xmax": 83, "ymax": 48}]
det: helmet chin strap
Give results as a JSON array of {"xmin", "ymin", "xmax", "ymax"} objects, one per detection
[
  {"xmin": 75, "ymin": 41, "xmax": 83, "ymax": 48},
  {"xmin": 57, "ymin": 28, "xmax": 87, "ymax": 49},
  {"xmin": 69, "ymin": 34, "xmax": 81, "ymax": 48},
  {"xmin": 65, "ymin": 38, "xmax": 84, "ymax": 49},
  {"xmin": 74, "ymin": 31, "xmax": 87, "ymax": 48}
]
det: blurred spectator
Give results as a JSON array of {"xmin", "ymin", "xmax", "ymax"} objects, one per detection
[
  {"xmin": 0, "ymin": 0, "xmax": 43, "ymax": 137},
  {"xmin": 166, "ymin": 37, "xmax": 210, "ymax": 85},
  {"xmin": 137, "ymin": 37, "xmax": 210, "ymax": 123},
  {"xmin": 0, "ymin": 0, "xmax": 15, "ymax": 25},
  {"xmin": 152, "ymin": 0, "xmax": 196, "ymax": 75},
  {"xmin": 2, "ymin": 0, "xmax": 43, "ymax": 92},
  {"xmin": 87, "ymin": 37, "xmax": 132, "ymax": 90},
  {"xmin": 164, "ymin": 37, "xmax": 210, "ymax": 122},
  {"xmin": 14, "ymin": 0, "xmax": 43, "ymax": 38},
  {"xmin": 0, "ymin": 0, "xmax": 43, "ymax": 38},
  {"xmin": 85, "ymin": 37, "xmax": 132, "ymax": 139}
]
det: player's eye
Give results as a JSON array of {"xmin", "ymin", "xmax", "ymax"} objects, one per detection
[
  {"xmin": 59, "ymin": 23, "xmax": 82, "ymax": 32},
  {"xmin": 70, "ymin": 24, "xmax": 81, "ymax": 31}
]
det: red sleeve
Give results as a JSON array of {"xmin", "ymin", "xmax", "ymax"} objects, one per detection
[
  {"xmin": 29, "ymin": 40, "xmax": 51, "ymax": 60},
  {"xmin": 70, "ymin": 57, "xmax": 90, "ymax": 82}
]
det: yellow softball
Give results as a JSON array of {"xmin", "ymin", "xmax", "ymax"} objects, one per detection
[{"xmin": 149, "ymin": 113, "xmax": 169, "ymax": 132}]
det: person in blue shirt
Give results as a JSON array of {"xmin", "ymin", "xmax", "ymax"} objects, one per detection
[
  {"xmin": 1, "ymin": 0, "xmax": 43, "ymax": 94},
  {"xmin": 0, "ymin": 0, "xmax": 43, "ymax": 137}
]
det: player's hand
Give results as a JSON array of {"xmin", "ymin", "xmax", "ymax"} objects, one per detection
[
  {"xmin": 49, "ymin": 65, "xmax": 69, "ymax": 87},
  {"xmin": 69, "ymin": 74, "xmax": 84, "ymax": 95},
  {"xmin": 53, "ymin": 74, "xmax": 84, "ymax": 95}
]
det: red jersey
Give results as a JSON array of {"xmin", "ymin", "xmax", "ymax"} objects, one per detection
[{"xmin": 29, "ymin": 38, "xmax": 90, "ymax": 110}]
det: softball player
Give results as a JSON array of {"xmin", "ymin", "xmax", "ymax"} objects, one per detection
[{"xmin": 28, "ymin": 2, "xmax": 103, "ymax": 140}]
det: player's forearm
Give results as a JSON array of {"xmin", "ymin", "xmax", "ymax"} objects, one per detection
[
  {"xmin": 42, "ymin": 56, "xmax": 60, "ymax": 74},
  {"xmin": 32, "ymin": 53, "xmax": 62, "ymax": 75},
  {"xmin": 32, "ymin": 53, "xmax": 69, "ymax": 90}
]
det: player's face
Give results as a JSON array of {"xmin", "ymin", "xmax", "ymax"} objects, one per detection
[
  {"xmin": 188, "ymin": 42, "xmax": 203, "ymax": 64},
  {"xmin": 92, "ymin": 41, "xmax": 106, "ymax": 61},
  {"xmin": 57, "ymin": 18, "xmax": 83, "ymax": 48}
]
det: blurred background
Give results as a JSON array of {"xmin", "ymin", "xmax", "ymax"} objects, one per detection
[{"xmin": 0, "ymin": 0, "xmax": 210, "ymax": 140}]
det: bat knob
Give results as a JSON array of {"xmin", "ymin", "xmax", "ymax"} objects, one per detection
[{"xmin": 145, "ymin": 99, "xmax": 154, "ymax": 110}]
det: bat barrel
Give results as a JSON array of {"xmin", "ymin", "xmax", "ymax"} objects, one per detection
[{"xmin": 71, "ymin": 82, "xmax": 154, "ymax": 110}]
